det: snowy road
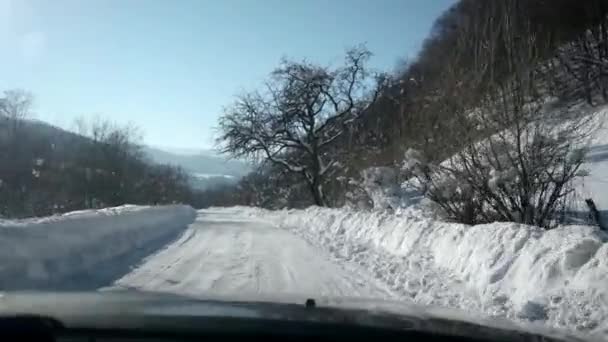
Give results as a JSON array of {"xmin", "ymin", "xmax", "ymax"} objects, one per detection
[{"xmin": 114, "ymin": 208, "xmax": 394, "ymax": 299}]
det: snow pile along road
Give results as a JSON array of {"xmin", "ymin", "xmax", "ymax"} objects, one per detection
[
  {"xmin": 251, "ymin": 206, "xmax": 608, "ymax": 335},
  {"xmin": 0, "ymin": 205, "xmax": 196, "ymax": 290}
]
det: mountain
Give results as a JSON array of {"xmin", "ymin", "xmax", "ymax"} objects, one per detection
[
  {"xmin": 151, "ymin": 146, "xmax": 218, "ymax": 157},
  {"xmin": 142, "ymin": 146, "xmax": 250, "ymax": 190}
]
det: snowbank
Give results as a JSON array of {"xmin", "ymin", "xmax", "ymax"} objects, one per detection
[
  {"xmin": 0, "ymin": 205, "xmax": 196, "ymax": 290},
  {"xmin": 253, "ymin": 206, "xmax": 608, "ymax": 335}
]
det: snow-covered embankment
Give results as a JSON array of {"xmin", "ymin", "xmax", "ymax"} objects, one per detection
[
  {"xmin": 250, "ymin": 206, "xmax": 608, "ymax": 333},
  {"xmin": 0, "ymin": 205, "xmax": 196, "ymax": 290}
]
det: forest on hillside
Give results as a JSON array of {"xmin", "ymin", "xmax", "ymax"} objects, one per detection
[
  {"xmin": 0, "ymin": 90, "xmax": 201, "ymax": 218},
  {"xmin": 205, "ymin": 0, "xmax": 608, "ymax": 228}
]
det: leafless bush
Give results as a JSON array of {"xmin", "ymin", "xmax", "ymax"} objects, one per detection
[
  {"xmin": 402, "ymin": 1, "xmax": 597, "ymax": 228},
  {"xmin": 405, "ymin": 102, "xmax": 593, "ymax": 228}
]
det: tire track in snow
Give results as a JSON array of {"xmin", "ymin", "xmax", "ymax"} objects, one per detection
[{"xmin": 113, "ymin": 209, "xmax": 395, "ymax": 299}]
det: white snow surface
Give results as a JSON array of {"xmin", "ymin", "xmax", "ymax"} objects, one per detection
[
  {"xmin": 114, "ymin": 207, "xmax": 395, "ymax": 299},
  {"xmin": 233, "ymin": 206, "xmax": 608, "ymax": 337},
  {"xmin": 577, "ymin": 106, "xmax": 608, "ymax": 210},
  {"xmin": 2, "ymin": 202, "xmax": 605, "ymax": 338},
  {"xmin": 0, "ymin": 205, "xmax": 196, "ymax": 290}
]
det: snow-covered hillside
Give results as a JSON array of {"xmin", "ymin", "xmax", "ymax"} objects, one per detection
[{"xmin": 0, "ymin": 205, "xmax": 196, "ymax": 290}]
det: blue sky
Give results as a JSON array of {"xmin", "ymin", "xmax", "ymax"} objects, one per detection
[{"xmin": 0, "ymin": 0, "xmax": 455, "ymax": 149}]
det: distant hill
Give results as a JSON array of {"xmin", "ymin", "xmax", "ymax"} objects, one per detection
[
  {"xmin": 0, "ymin": 117, "xmax": 200, "ymax": 217},
  {"xmin": 151, "ymin": 146, "xmax": 219, "ymax": 157},
  {"xmin": 5, "ymin": 118, "xmax": 250, "ymax": 193},
  {"xmin": 142, "ymin": 146, "xmax": 250, "ymax": 190},
  {"xmin": 9, "ymin": 119, "xmax": 250, "ymax": 189}
]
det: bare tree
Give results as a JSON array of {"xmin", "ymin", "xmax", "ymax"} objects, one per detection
[
  {"xmin": 551, "ymin": 1, "xmax": 608, "ymax": 105},
  {"xmin": 0, "ymin": 89, "xmax": 33, "ymax": 128},
  {"xmin": 218, "ymin": 46, "xmax": 386, "ymax": 206},
  {"xmin": 0, "ymin": 90, "xmax": 35, "ymax": 216},
  {"xmin": 405, "ymin": 107, "xmax": 593, "ymax": 228},
  {"xmin": 71, "ymin": 116, "xmax": 144, "ymax": 208}
]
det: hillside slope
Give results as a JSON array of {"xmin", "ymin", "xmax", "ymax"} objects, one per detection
[{"xmin": 143, "ymin": 146, "xmax": 249, "ymax": 178}]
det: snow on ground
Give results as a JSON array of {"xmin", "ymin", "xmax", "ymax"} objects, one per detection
[
  {"xmin": 1, "ymin": 202, "xmax": 604, "ymax": 338},
  {"xmin": 576, "ymin": 106, "xmax": 608, "ymax": 210},
  {"xmin": 114, "ymin": 207, "xmax": 396, "ymax": 299},
  {"xmin": 581, "ymin": 144, "xmax": 608, "ymax": 210},
  {"xmin": 109, "ymin": 205, "xmax": 607, "ymax": 338},
  {"xmin": 245, "ymin": 206, "xmax": 608, "ymax": 336},
  {"xmin": 0, "ymin": 205, "xmax": 195, "ymax": 290}
]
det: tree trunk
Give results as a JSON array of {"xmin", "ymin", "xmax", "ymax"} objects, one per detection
[
  {"xmin": 585, "ymin": 198, "xmax": 606, "ymax": 231},
  {"xmin": 307, "ymin": 143, "xmax": 326, "ymax": 207},
  {"xmin": 308, "ymin": 177, "xmax": 325, "ymax": 206}
]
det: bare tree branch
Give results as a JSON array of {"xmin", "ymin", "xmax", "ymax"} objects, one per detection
[{"xmin": 217, "ymin": 46, "xmax": 381, "ymax": 206}]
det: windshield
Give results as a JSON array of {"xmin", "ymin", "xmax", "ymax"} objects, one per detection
[{"xmin": 1, "ymin": 0, "xmax": 607, "ymax": 339}]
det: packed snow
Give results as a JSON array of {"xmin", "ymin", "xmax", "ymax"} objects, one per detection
[
  {"xmin": 113, "ymin": 207, "xmax": 395, "ymax": 299},
  {"xmin": 0, "ymin": 205, "xmax": 195, "ymax": 290}
]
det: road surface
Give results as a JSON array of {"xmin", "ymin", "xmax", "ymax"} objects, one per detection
[{"xmin": 114, "ymin": 208, "xmax": 393, "ymax": 299}]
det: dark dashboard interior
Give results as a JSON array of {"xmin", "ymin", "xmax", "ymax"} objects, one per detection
[{"xmin": 0, "ymin": 314, "xmax": 574, "ymax": 342}]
